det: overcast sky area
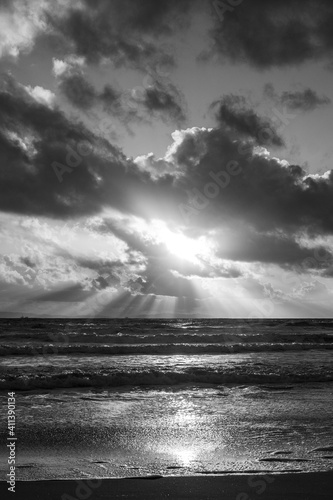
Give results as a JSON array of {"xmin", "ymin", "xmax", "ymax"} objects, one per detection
[{"xmin": 1, "ymin": 0, "xmax": 333, "ymax": 317}]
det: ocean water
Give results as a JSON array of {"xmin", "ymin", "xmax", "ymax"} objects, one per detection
[{"xmin": 0, "ymin": 318, "xmax": 333, "ymax": 479}]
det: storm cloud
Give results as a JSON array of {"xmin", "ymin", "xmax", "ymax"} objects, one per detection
[
  {"xmin": 212, "ymin": 95, "xmax": 284, "ymax": 147},
  {"xmin": 2, "ymin": 71, "xmax": 333, "ymax": 277},
  {"xmin": 45, "ymin": 1, "xmax": 186, "ymax": 70},
  {"xmin": 0, "ymin": 74, "xmax": 183, "ymax": 220},
  {"xmin": 55, "ymin": 60, "xmax": 186, "ymax": 125},
  {"xmin": 264, "ymin": 84, "xmax": 331, "ymax": 112},
  {"xmin": 171, "ymin": 126, "xmax": 333, "ymax": 237},
  {"xmin": 2, "ymin": 0, "xmax": 333, "ymax": 316},
  {"xmin": 210, "ymin": 0, "xmax": 333, "ymax": 68}
]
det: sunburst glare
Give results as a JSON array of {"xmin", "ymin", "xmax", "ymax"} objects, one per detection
[{"xmin": 152, "ymin": 220, "xmax": 213, "ymax": 264}]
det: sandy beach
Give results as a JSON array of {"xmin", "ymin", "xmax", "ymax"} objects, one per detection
[{"xmin": 1, "ymin": 472, "xmax": 333, "ymax": 499}]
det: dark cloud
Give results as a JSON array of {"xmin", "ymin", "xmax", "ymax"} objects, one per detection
[
  {"xmin": 142, "ymin": 269, "xmax": 197, "ymax": 298},
  {"xmin": 56, "ymin": 66, "xmax": 186, "ymax": 125},
  {"xmin": 46, "ymin": 3, "xmax": 177, "ymax": 70},
  {"xmin": 281, "ymin": 89, "xmax": 326, "ymax": 111},
  {"xmin": 100, "ymin": 85, "xmax": 122, "ymax": 110},
  {"xmin": 212, "ymin": 95, "xmax": 284, "ymax": 147},
  {"xmin": 132, "ymin": 81, "xmax": 187, "ymax": 126},
  {"xmin": 0, "ymin": 0, "xmax": 12, "ymax": 8},
  {"xmin": 107, "ymin": 0, "xmax": 192, "ymax": 36},
  {"xmin": 0, "ymin": 0, "xmax": 189, "ymax": 73},
  {"xmin": 58, "ymin": 72, "xmax": 96, "ymax": 110},
  {"xmin": 20, "ymin": 257, "xmax": 36, "ymax": 269},
  {"xmin": 215, "ymin": 226, "xmax": 331, "ymax": 268},
  {"xmin": 55, "ymin": 63, "xmax": 123, "ymax": 114},
  {"xmin": 322, "ymin": 266, "xmax": 333, "ymax": 277},
  {"xmin": 209, "ymin": 0, "xmax": 333, "ymax": 68},
  {"xmin": 0, "ymin": 74, "xmax": 182, "ymax": 220},
  {"xmin": 3, "ymin": 72, "xmax": 333, "ymax": 277},
  {"xmin": 264, "ymin": 84, "xmax": 331, "ymax": 112},
  {"xmin": 77, "ymin": 257, "xmax": 145, "ymax": 292},
  {"xmin": 92, "ymin": 275, "xmax": 115, "ymax": 290},
  {"xmin": 126, "ymin": 276, "xmax": 146, "ymax": 294},
  {"xmin": 3, "ymin": 72, "xmax": 333, "ymax": 245},
  {"xmin": 171, "ymin": 126, "xmax": 333, "ymax": 237}
]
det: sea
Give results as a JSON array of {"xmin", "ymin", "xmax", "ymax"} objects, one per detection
[{"xmin": 0, "ymin": 318, "xmax": 333, "ymax": 480}]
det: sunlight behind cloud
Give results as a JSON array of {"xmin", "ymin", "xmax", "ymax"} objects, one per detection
[{"xmin": 152, "ymin": 220, "xmax": 213, "ymax": 264}]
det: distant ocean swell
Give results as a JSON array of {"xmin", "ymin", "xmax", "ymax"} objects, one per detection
[
  {"xmin": 2, "ymin": 331, "xmax": 333, "ymax": 344},
  {"xmin": 1, "ymin": 366, "xmax": 333, "ymax": 391},
  {"xmin": 1, "ymin": 341, "xmax": 333, "ymax": 356}
]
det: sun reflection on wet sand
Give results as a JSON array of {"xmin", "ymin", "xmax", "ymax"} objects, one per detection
[{"xmin": 171, "ymin": 447, "xmax": 197, "ymax": 466}]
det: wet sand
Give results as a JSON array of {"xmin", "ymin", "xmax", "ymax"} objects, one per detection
[{"xmin": 1, "ymin": 471, "xmax": 333, "ymax": 499}]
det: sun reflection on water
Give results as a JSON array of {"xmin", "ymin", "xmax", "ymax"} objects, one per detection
[{"xmin": 171, "ymin": 446, "xmax": 197, "ymax": 466}]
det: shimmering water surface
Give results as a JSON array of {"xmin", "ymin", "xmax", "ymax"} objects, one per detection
[{"xmin": 0, "ymin": 318, "xmax": 332, "ymax": 479}]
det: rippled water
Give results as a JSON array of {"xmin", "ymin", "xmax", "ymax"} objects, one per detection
[{"xmin": 0, "ymin": 318, "xmax": 332, "ymax": 479}]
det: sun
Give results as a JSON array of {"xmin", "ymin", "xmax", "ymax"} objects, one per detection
[
  {"xmin": 153, "ymin": 221, "xmax": 211, "ymax": 263},
  {"xmin": 164, "ymin": 231, "xmax": 204, "ymax": 261}
]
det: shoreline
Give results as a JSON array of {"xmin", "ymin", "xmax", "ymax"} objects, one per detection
[{"xmin": 1, "ymin": 471, "xmax": 333, "ymax": 499}]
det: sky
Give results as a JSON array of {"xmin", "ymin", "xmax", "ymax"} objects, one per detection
[{"xmin": 1, "ymin": 0, "xmax": 333, "ymax": 317}]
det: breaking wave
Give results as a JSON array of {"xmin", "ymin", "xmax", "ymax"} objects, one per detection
[
  {"xmin": 1, "ymin": 341, "xmax": 333, "ymax": 356},
  {"xmin": 1, "ymin": 365, "xmax": 333, "ymax": 391}
]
